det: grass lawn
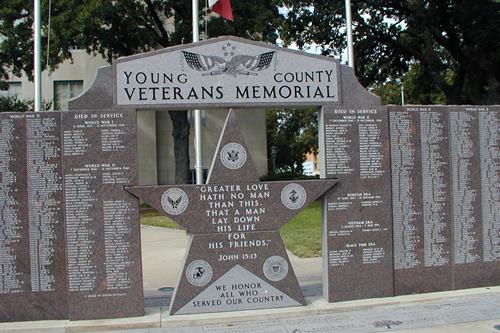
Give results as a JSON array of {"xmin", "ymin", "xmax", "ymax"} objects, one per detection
[
  {"xmin": 279, "ymin": 201, "xmax": 322, "ymax": 258},
  {"xmin": 140, "ymin": 201, "xmax": 322, "ymax": 258},
  {"xmin": 140, "ymin": 209, "xmax": 178, "ymax": 229}
]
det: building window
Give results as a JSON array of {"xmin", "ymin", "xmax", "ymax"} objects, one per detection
[
  {"xmin": 54, "ymin": 80, "xmax": 83, "ymax": 110},
  {"xmin": 0, "ymin": 82, "xmax": 22, "ymax": 98}
]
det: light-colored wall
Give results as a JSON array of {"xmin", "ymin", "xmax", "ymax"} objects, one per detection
[
  {"xmin": 137, "ymin": 111, "xmax": 158, "ymax": 185},
  {"xmin": 9, "ymin": 50, "xmax": 109, "ymax": 109},
  {"xmin": 233, "ymin": 109, "xmax": 268, "ymax": 178},
  {"xmin": 156, "ymin": 110, "xmax": 175, "ymax": 184},
  {"xmin": 155, "ymin": 108, "xmax": 268, "ymax": 185}
]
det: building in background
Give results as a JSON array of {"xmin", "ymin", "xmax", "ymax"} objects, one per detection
[
  {"xmin": 3, "ymin": 50, "xmax": 109, "ymax": 110},
  {"xmin": 302, "ymin": 152, "xmax": 320, "ymax": 177}
]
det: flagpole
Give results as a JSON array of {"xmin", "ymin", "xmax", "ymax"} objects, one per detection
[
  {"xmin": 34, "ymin": 0, "xmax": 42, "ymax": 111},
  {"xmin": 193, "ymin": 0, "xmax": 199, "ymax": 43},
  {"xmin": 401, "ymin": 81, "xmax": 405, "ymax": 105},
  {"xmin": 345, "ymin": 0, "xmax": 354, "ymax": 69},
  {"xmin": 193, "ymin": 0, "xmax": 204, "ymax": 184}
]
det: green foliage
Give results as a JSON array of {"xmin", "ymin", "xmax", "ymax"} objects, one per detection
[
  {"xmin": 0, "ymin": 96, "xmax": 31, "ymax": 112},
  {"xmin": 266, "ymin": 107, "xmax": 318, "ymax": 174},
  {"xmin": 276, "ymin": 0, "xmax": 500, "ymax": 104},
  {"xmin": 0, "ymin": 0, "xmax": 280, "ymax": 81},
  {"xmin": 0, "ymin": 1, "xmax": 34, "ymax": 81},
  {"xmin": 371, "ymin": 81, "xmax": 402, "ymax": 106},
  {"xmin": 372, "ymin": 63, "xmax": 447, "ymax": 105},
  {"xmin": 0, "ymin": 95, "xmax": 51, "ymax": 112}
]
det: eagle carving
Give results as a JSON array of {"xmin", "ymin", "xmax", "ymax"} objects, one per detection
[
  {"xmin": 227, "ymin": 150, "xmax": 239, "ymax": 162},
  {"xmin": 182, "ymin": 51, "xmax": 275, "ymax": 77},
  {"xmin": 168, "ymin": 196, "xmax": 183, "ymax": 209}
]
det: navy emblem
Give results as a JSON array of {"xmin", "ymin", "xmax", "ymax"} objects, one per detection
[{"xmin": 281, "ymin": 183, "xmax": 307, "ymax": 210}]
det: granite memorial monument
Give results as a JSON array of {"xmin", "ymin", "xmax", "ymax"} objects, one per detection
[
  {"xmin": 389, "ymin": 105, "xmax": 500, "ymax": 294},
  {"xmin": 127, "ymin": 110, "xmax": 337, "ymax": 314},
  {"xmin": 1, "ymin": 35, "xmax": 498, "ymax": 323},
  {"xmin": 0, "ymin": 109, "xmax": 144, "ymax": 321}
]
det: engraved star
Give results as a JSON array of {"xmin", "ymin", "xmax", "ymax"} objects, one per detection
[{"xmin": 126, "ymin": 110, "xmax": 337, "ymax": 315}]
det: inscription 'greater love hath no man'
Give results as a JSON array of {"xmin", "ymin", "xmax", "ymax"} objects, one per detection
[{"xmin": 201, "ymin": 183, "xmax": 270, "ymax": 235}]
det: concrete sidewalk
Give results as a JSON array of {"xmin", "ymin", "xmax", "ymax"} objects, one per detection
[{"xmin": 1, "ymin": 225, "xmax": 500, "ymax": 333}]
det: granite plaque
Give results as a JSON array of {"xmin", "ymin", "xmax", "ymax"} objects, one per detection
[
  {"xmin": 449, "ymin": 106, "xmax": 500, "ymax": 289},
  {"xmin": 113, "ymin": 36, "xmax": 340, "ymax": 109},
  {"xmin": 388, "ymin": 106, "xmax": 453, "ymax": 294},
  {"xmin": 127, "ymin": 110, "xmax": 337, "ymax": 315},
  {"xmin": 0, "ymin": 112, "xmax": 68, "ymax": 321},
  {"xmin": 62, "ymin": 109, "xmax": 144, "ymax": 320},
  {"xmin": 0, "ymin": 109, "xmax": 143, "ymax": 322},
  {"xmin": 388, "ymin": 105, "xmax": 500, "ymax": 293},
  {"xmin": 320, "ymin": 105, "xmax": 393, "ymax": 302}
]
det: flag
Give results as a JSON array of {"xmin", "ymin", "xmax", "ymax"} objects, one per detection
[
  {"xmin": 182, "ymin": 51, "xmax": 224, "ymax": 71},
  {"xmin": 209, "ymin": 0, "xmax": 233, "ymax": 21}
]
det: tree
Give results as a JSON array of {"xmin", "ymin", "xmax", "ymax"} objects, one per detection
[
  {"xmin": 372, "ymin": 63, "xmax": 447, "ymax": 105},
  {"xmin": 0, "ymin": 96, "xmax": 31, "ymax": 112},
  {"xmin": 0, "ymin": 0, "xmax": 280, "ymax": 183},
  {"xmin": 276, "ymin": 0, "xmax": 500, "ymax": 104},
  {"xmin": 266, "ymin": 107, "xmax": 318, "ymax": 175},
  {"xmin": 0, "ymin": 95, "xmax": 52, "ymax": 112}
]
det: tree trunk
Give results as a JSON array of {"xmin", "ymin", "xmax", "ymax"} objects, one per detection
[
  {"xmin": 444, "ymin": 66, "xmax": 466, "ymax": 104},
  {"xmin": 169, "ymin": 110, "xmax": 191, "ymax": 184},
  {"xmin": 486, "ymin": 75, "xmax": 500, "ymax": 105}
]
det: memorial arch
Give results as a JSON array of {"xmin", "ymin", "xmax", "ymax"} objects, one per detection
[
  {"xmin": 69, "ymin": 35, "xmax": 393, "ymax": 307},
  {"xmin": 0, "ymin": 36, "xmax": 498, "ymax": 321},
  {"xmin": 68, "ymin": 36, "xmax": 375, "ymax": 186}
]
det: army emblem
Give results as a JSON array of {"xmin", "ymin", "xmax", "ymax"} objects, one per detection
[{"xmin": 220, "ymin": 142, "xmax": 247, "ymax": 170}]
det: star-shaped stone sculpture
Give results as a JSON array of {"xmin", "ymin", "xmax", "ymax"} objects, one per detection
[{"xmin": 126, "ymin": 110, "xmax": 337, "ymax": 315}]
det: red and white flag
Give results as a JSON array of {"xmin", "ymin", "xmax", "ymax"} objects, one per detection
[{"xmin": 209, "ymin": 0, "xmax": 233, "ymax": 21}]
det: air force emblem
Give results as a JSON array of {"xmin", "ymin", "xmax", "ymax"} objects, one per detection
[{"xmin": 161, "ymin": 188, "xmax": 189, "ymax": 215}]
